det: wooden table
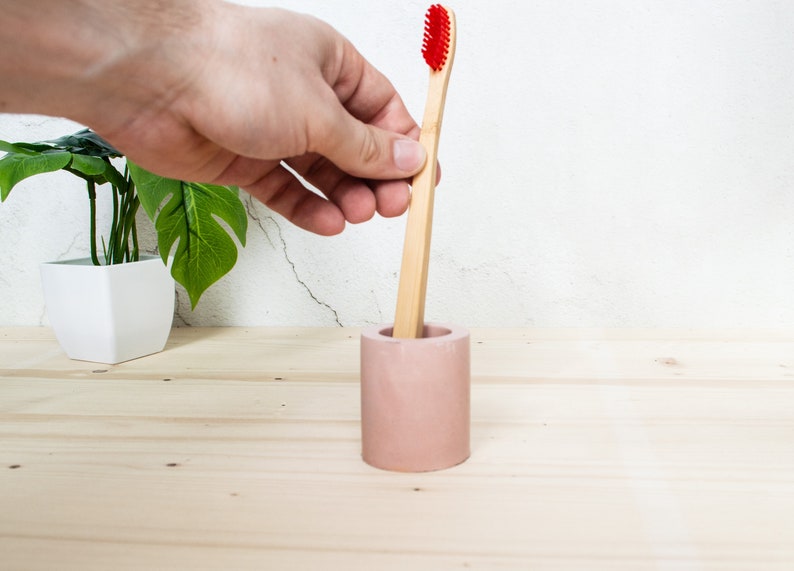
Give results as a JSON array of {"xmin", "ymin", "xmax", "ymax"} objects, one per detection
[{"xmin": 1, "ymin": 327, "xmax": 793, "ymax": 570}]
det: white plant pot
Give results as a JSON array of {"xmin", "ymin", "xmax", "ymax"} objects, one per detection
[{"xmin": 40, "ymin": 255, "xmax": 175, "ymax": 364}]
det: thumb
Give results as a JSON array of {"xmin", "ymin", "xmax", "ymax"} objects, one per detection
[{"xmin": 312, "ymin": 101, "xmax": 426, "ymax": 180}]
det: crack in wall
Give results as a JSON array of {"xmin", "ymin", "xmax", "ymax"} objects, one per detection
[
  {"xmin": 245, "ymin": 199, "xmax": 275, "ymax": 249},
  {"xmin": 55, "ymin": 233, "xmax": 81, "ymax": 262},
  {"xmin": 246, "ymin": 198, "xmax": 342, "ymax": 326},
  {"xmin": 172, "ymin": 288, "xmax": 190, "ymax": 326},
  {"xmin": 371, "ymin": 289, "xmax": 385, "ymax": 325}
]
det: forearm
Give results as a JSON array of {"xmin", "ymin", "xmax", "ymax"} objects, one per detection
[{"xmin": 0, "ymin": 0, "xmax": 209, "ymax": 130}]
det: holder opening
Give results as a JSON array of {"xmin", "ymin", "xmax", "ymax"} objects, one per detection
[{"xmin": 377, "ymin": 324, "xmax": 452, "ymax": 339}]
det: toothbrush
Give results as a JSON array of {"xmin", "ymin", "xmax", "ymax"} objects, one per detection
[{"xmin": 393, "ymin": 4, "xmax": 456, "ymax": 339}]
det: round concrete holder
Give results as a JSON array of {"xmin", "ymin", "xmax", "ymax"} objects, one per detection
[{"xmin": 360, "ymin": 323, "xmax": 470, "ymax": 472}]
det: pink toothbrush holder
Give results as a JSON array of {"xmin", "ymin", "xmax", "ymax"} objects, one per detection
[{"xmin": 360, "ymin": 323, "xmax": 471, "ymax": 472}]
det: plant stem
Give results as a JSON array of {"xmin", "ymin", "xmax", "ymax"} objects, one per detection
[
  {"xmin": 86, "ymin": 180, "xmax": 100, "ymax": 266},
  {"xmin": 118, "ymin": 168, "xmax": 139, "ymax": 263},
  {"xmin": 131, "ymin": 217, "xmax": 139, "ymax": 262},
  {"xmin": 129, "ymin": 171, "xmax": 140, "ymax": 262},
  {"xmin": 118, "ymin": 187, "xmax": 133, "ymax": 262},
  {"xmin": 109, "ymin": 179, "xmax": 120, "ymax": 264}
]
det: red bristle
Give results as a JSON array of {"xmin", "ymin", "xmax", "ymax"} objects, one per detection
[{"xmin": 421, "ymin": 4, "xmax": 451, "ymax": 71}]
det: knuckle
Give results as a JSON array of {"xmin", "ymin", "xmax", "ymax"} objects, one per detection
[{"xmin": 358, "ymin": 131, "xmax": 382, "ymax": 165}]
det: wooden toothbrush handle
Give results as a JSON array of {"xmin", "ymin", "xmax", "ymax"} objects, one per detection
[
  {"xmin": 393, "ymin": 47, "xmax": 455, "ymax": 338},
  {"xmin": 392, "ymin": 117, "xmax": 440, "ymax": 339}
]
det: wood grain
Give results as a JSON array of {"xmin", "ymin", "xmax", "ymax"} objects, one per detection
[{"xmin": 1, "ymin": 327, "xmax": 793, "ymax": 570}]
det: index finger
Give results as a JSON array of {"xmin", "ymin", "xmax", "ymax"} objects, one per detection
[{"xmin": 326, "ymin": 38, "xmax": 421, "ymax": 139}]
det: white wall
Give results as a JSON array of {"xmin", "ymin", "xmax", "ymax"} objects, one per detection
[{"xmin": 2, "ymin": 0, "xmax": 794, "ymax": 328}]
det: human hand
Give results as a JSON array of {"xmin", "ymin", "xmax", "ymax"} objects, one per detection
[{"xmin": 87, "ymin": 3, "xmax": 427, "ymax": 235}]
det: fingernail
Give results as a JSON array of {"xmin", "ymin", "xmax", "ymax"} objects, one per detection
[{"xmin": 393, "ymin": 139, "xmax": 426, "ymax": 172}]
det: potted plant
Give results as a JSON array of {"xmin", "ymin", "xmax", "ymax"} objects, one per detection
[{"xmin": 0, "ymin": 128, "xmax": 247, "ymax": 363}]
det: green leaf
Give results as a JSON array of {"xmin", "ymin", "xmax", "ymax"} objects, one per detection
[
  {"xmin": 0, "ymin": 151, "xmax": 71, "ymax": 201},
  {"xmin": 0, "ymin": 140, "xmax": 51, "ymax": 155},
  {"xmin": 65, "ymin": 154, "xmax": 127, "ymax": 189},
  {"xmin": 68, "ymin": 154, "xmax": 108, "ymax": 177},
  {"xmin": 0, "ymin": 129, "xmax": 120, "ymax": 159},
  {"xmin": 45, "ymin": 129, "xmax": 121, "ymax": 157},
  {"xmin": 129, "ymin": 162, "xmax": 247, "ymax": 308},
  {"xmin": 130, "ymin": 163, "xmax": 176, "ymax": 220}
]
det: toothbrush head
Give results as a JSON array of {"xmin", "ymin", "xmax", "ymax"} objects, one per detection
[{"xmin": 421, "ymin": 4, "xmax": 452, "ymax": 72}]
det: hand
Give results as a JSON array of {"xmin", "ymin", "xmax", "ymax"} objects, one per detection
[
  {"xmin": 0, "ymin": 1, "xmax": 427, "ymax": 235},
  {"xmin": 94, "ymin": 4, "xmax": 426, "ymax": 235}
]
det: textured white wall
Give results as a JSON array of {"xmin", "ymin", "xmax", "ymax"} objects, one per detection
[{"xmin": 2, "ymin": 0, "xmax": 794, "ymax": 328}]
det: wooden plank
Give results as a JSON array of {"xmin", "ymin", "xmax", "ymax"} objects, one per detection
[{"xmin": 1, "ymin": 327, "xmax": 793, "ymax": 570}]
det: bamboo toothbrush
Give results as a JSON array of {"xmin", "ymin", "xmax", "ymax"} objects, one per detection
[{"xmin": 393, "ymin": 4, "xmax": 456, "ymax": 339}]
